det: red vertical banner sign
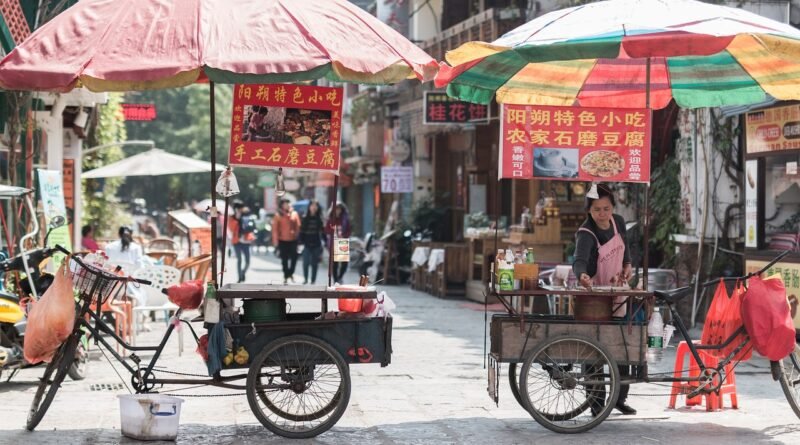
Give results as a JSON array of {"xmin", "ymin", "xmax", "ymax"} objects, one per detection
[
  {"xmin": 499, "ymin": 104, "xmax": 651, "ymax": 183},
  {"xmin": 229, "ymin": 84, "xmax": 344, "ymax": 172}
]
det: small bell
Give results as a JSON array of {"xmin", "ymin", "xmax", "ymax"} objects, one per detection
[{"xmin": 275, "ymin": 167, "xmax": 286, "ymax": 197}]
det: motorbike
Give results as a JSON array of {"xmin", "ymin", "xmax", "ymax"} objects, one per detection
[{"xmin": 0, "ymin": 199, "xmax": 87, "ymax": 382}]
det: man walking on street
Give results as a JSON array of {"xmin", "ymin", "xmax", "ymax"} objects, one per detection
[{"xmin": 273, "ymin": 199, "xmax": 301, "ymax": 284}]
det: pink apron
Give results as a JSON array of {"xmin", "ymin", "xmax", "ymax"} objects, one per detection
[{"xmin": 578, "ymin": 217, "xmax": 627, "ymax": 316}]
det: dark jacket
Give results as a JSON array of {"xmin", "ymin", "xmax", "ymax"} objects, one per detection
[
  {"xmin": 299, "ymin": 213, "xmax": 324, "ymax": 248},
  {"xmin": 572, "ymin": 214, "xmax": 632, "ymax": 279}
]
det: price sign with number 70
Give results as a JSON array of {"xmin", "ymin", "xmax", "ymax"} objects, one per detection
[{"xmin": 380, "ymin": 166, "xmax": 413, "ymax": 193}]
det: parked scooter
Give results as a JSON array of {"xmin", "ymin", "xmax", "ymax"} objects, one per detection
[{"xmin": 0, "ymin": 211, "xmax": 87, "ymax": 382}]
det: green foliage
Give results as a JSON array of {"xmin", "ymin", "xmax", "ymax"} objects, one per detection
[
  {"xmin": 82, "ymin": 93, "xmax": 130, "ymax": 237},
  {"xmin": 122, "ymin": 85, "xmax": 263, "ymax": 212},
  {"xmin": 649, "ymin": 156, "xmax": 683, "ymax": 267},
  {"xmin": 410, "ymin": 195, "xmax": 446, "ymax": 238},
  {"xmin": 350, "ymin": 94, "xmax": 371, "ymax": 129}
]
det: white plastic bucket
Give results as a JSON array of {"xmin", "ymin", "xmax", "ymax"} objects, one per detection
[{"xmin": 118, "ymin": 394, "xmax": 184, "ymax": 441}]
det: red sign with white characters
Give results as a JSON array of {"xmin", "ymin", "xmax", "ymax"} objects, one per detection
[
  {"xmin": 230, "ymin": 84, "xmax": 344, "ymax": 172},
  {"xmin": 499, "ymin": 104, "xmax": 651, "ymax": 183}
]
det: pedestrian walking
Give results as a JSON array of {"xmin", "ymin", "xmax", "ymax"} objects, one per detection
[
  {"xmin": 272, "ymin": 199, "xmax": 301, "ymax": 284},
  {"xmin": 325, "ymin": 203, "xmax": 351, "ymax": 284},
  {"xmin": 299, "ymin": 200, "xmax": 324, "ymax": 285},
  {"xmin": 229, "ymin": 202, "xmax": 256, "ymax": 283}
]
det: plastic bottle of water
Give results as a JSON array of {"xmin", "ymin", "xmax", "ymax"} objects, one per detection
[
  {"xmin": 647, "ymin": 307, "xmax": 664, "ymax": 362},
  {"xmin": 192, "ymin": 239, "xmax": 202, "ymax": 256}
]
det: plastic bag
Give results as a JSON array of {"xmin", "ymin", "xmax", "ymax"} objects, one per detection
[
  {"xmin": 742, "ymin": 274, "xmax": 795, "ymax": 361},
  {"xmin": 24, "ymin": 264, "xmax": 76, "ymax": 364},
  {"xmin": 701, "ymin": 281, "xmax": 751, "ymax": 361},
  {"xmin": 165, "ymin": 279, "xmax": 204, "ymax": 309},
  {"xmin": 363, "ymin": 291, "xmax": 396, "ymax": 318}
]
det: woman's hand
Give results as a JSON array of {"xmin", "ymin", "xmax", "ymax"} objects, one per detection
[
  {"xmin": 579, "ymin": 273, "xmax": 592, "ymax": 289},
  {"xmin": 622, "ymin": 263, "xmax": 633, "ymax": 283}
]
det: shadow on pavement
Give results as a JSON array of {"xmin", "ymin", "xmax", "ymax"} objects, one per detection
[{"xmin": 3, "ymin": 418, "xmax": 792, "ymax": 445}]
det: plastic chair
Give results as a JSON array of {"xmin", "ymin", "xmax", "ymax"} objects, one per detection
[
  {"xmin": 130, "ymin": 265, "xmax": 183, "ymax": 354},
  {"xmin": 668, "ymin": 341, "xmax": 738, "ymax": 411},
  {"xmin": 87, "ymin": 299, "xmax": 131, "ymax": 357}
]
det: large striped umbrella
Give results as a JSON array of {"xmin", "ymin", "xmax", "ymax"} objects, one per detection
[{"xmin": 435, "ymin": 0, "xmax": 800, "ymax": 109}]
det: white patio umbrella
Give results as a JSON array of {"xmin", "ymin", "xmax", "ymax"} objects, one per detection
[{"xmin": 82, "ymin": 148, "xmax": 225, "ymax": 178}]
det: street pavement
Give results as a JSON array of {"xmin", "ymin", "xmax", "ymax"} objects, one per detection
[{"xmin": 0, "ymin": 250, "xmax": 799, "ymax": 444}]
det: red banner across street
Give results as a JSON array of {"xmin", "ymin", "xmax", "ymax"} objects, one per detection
[
  {"xmin": 499, "ymin": 104, "xmax": 651, "ymax": 183},
  {"xmin": 229, "ymin": 84, "xmax": 344, "ymax": 172}
]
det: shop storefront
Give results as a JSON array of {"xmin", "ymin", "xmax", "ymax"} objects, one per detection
[{"xmin": 744, "ymin": 103, "xmax": 800, "ymax": 334}]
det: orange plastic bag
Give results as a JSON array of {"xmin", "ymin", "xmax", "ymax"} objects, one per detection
[
  {"xmin": 701, "ymin": 281, "xmax": 751, "ymax": 361},
  {"xmin": 23, "ymin": 263, "xmax": 76, "ymax": 364}
]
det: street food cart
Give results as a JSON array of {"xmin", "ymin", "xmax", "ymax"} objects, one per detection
[
  {"xmin": 432, "ymin": 0, "xmax": 800, "ymax": 434},
  {"xmin": 0, "ymin": 0, "xmax": 436, "ymax": 439},
  {"xmin": 168, "ymin": 209, "xmax": 212, "ymax": 257}
]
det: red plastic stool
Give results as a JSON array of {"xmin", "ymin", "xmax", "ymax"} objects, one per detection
[{"xmin": 668, "ymin": 340, "xmax": 738, "ymax": 411}]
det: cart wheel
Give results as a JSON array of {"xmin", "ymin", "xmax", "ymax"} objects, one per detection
[
  {"xmin": 508, "ymin": 362, "xmax": 524, "ymax": 408},
  {"xmin": 247, "ymin": 335, "xmax": 351, "ymax": 439},
  {"xmin": 519, "ymin": 335, "xmax": 620, "ymax": 434},
  {"xmin": 510, "ymin": 361, "xmax": 592, "ymax": 420}
]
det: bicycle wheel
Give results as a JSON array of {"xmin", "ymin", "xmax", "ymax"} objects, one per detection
[
  {"xmin": 780, "ymin": 343, "xmax": 800, "ymax": 419},
  {"xmin": 247, "ymin": 335, "xmax": 351, "ymax": 439},
  {"xmin": 519, "ymin": 335, "xmax": 620, "ymax": 434},
  {"xmin": 26, "ymin": 331, "xmax": 80, "ymax": 431}
]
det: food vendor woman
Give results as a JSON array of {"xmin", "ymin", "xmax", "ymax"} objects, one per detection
[{"xmin": 572, "ymin": 182, "xmax": 636, "ymax": 415}]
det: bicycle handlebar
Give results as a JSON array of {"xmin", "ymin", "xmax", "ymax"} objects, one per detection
[{"xmin": 700, "ymin": 249, "xmax": 792, "ymax": 288}]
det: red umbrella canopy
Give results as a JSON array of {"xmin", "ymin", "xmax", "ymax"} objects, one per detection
[{"xmin": 0, "ymin": 0, "xmax": 437, "ymax": 92}]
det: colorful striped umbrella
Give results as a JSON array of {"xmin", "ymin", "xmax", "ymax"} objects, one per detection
[
  {"xmin": 435, "ymin": 0, "xmax": 800, "ymax": 109},
  {"xmin": 0, "ymin": 0, "xmax": 437, "ymax": 92}
]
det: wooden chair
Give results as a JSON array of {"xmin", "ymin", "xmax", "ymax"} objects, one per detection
[
  {"xmin": 146, "ymin": 237, "xmax": 178, "ymax": 252},
  {"xmin": 146, "ymin": 250, "xmax": 178, "ymax": 266},
  {"xmin": 176, "ymin": 253, "xmax": 212, "ymax": 282},
  {"xmin": 433, "ymin": 244, "xmax": 469, "ymax": 298}
]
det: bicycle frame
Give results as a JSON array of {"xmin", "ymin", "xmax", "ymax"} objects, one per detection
[
  {"xmin": 76, "ymin": 297, "xmax": 250, "ymax": 392},
  {"xmin": 644, "ymin": 297, "xmax": 749, "ymax": 389}
]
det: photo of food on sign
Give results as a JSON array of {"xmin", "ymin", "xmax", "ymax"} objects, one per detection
[
  {"xmin": 580, "ymin": 150, "xmax": 626, "ymax": 178},
  {"xmin": 242, "ymin": 105, "xmax": 332, "ymax": 146},
  {"xmin": 533, "ymin": 148, "xmax": 579, "ymax": 178}
]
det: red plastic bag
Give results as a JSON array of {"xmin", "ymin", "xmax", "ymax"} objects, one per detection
[
  {"xmin": 23, "ymin": 264, "xmax": 76, "ymax": 364},
  {"xmin": 166, "ymin": 280, "xmax": 204, "ymax": 309},
  {"xmin": 741, "ymin": 275, "xmax": 795, "ymax": 361},
  {"xmin": 701, "ymin": 281, "xmax": 751, "ymax": 361}
]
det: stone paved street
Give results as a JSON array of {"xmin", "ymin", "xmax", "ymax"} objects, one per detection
[{"xmin": 0, "ymin": 252, "xmax": 798, "ymax": 444}]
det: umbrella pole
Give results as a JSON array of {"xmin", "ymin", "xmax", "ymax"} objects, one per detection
[
  {"xmin": 220, "ymin": 196, "xmax": 230, "ymax": 287},
  {"xmin": 328, "ymin": 175, "xmax": 339, "ymax": 288},
  {"xmin": 209, "ymin": 81, "xmax": 218, "ymax": 287},
  {"xmin": 642, "ymin": 58, "xmax": 651, "ymax": 292}
]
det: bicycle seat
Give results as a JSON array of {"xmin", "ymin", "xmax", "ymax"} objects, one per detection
[{"xmin": 654, "ymin": 286, "xmax": 693, "ymax": 304}]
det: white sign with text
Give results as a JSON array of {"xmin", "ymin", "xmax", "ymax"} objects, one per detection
[{"xmin": 381, "ymin": 166, "xmax": 413, "ymax": 194}]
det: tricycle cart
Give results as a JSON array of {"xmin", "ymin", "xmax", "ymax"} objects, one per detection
[
  {"xmin": 26, "ymin": 251, "xmax": 392, "ymax": 439},
  {"xmin": 488, "ymin": 251, "xmax": 800, "ymax": 434}
]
